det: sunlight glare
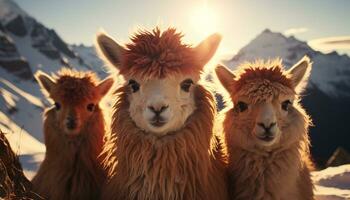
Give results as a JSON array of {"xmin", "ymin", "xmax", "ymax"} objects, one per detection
[{"xmin": 190, "ymin": 4, "xmax": 218, "ymax": 38}]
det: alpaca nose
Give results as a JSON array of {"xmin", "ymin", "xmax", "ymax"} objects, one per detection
[
  {"xmin": 66, "ymin": 117, "xmax": 77, "ymax": 130},
  {"xmin": 257, "ymin": 122, "xmax": 276, "ymax": 134},
  {"xmin": 148, "ymin": 105, "xmax": 169, "ymax": 116}
]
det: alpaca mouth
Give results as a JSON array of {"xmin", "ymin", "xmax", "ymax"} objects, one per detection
[
  {"xmin": 150, "ymin": 118, "xmax": 167, "ymax": 127},
  {"xmin": 257, "ymin": 134, "xmax": 275, "ymax": 142}
]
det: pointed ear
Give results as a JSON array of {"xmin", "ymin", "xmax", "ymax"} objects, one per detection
[
  {"xmin": 35, "ymin": 70, "xmax": 56, "ymax": 95},
  {"xmin": 96, "ymin": 77, "xmax": 114, "ymax": 98},
  {"xmin": 215, "ymin": 64, "xmax": 236, "ymax": 92},
  {"xmin": 287, "ymin": 56, "xmax": 312, "ymax": 93},
  {"xmin": 95, "ymin": 31, "xmax": 126, "ymax": 69},
  {"xmin": 194, "ymin": 33, "xmax": 222, "ymax": 66}
]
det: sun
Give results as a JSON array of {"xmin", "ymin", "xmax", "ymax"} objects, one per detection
[{"xmin": 190, "ymin": 4, "xmax": 218, "ymax": 38}]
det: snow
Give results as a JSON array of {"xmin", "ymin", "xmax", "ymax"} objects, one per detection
[
  {"xmin": 0, "ymin": 111, "xmax": 45, "ymax": 155},
  {"xmin": 313, "ymin": 165, "xmax": 350, "ymax": 200}
]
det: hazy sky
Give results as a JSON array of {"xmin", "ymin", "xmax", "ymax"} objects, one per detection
[{"xmin": 14, "ymin": 0, "xmax": 350, "ymax": 58}]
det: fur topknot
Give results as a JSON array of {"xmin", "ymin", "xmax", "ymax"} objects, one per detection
[
  {"xmin": 51, "ymin": 68, "xmax": 100, "ymax": 104},
  {"xmin": 120, "ymin": 27, "xmax": 199, "ymax": 79},
  {"xmin": 233, "ymin": 59, "xmax": 293, "ymax": 92}
]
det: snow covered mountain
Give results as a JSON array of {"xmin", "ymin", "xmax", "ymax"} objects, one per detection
[
  {"xmin": 0, "ymin": 0, "xmax": 104, "ymax": 155},
  {"xmin": 224, "ymin": 29, "xmax": 350, "ymax": 166},
  {"xmin": 226, "ymin": 29, "xmax": 350, "ymax": 96}
]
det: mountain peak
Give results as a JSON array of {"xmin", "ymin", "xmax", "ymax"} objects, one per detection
[
  {"xmin": 226, "ymin": 29, "xmax": 350, "ymax": 96},
  {"xmin": 0, "ymin": 0, "xmax": 27, "ymax": 23}
]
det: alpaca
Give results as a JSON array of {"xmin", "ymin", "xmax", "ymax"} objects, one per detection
[
  {"xmin": 32, "ymin": 68, "xmax": 114, "ymax": 200},
  {"xmin": 96, "ymin": 27, "xmax": 229, "ymax": 200},
  {"xmin": 215, "ymin": 57, "xmax": 314, "ymax": 200}
]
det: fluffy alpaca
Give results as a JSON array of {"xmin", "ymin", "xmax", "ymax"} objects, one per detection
[
  {"xmin": 215, "ymin": 57, "xmax": 314, "ymax": 200},
  {"xmin": 32, "ymin": 68, "xmax": 114, "ymax": 200},
  {"xmin": 96, "ymin": 27, "xmax": 229, "ymax": 200}
]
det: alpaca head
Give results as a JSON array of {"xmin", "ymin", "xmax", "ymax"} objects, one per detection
[
  {"xmin": 215, "ymin": 56, "xmax": 312, "ymax": 149},
  {"xmin": 35, "ymin": 68, "xmax": 114, "ymax": 137},
  {"xmin": 96, "ymin": 28, "xmax": 221, "ymax": 135}
]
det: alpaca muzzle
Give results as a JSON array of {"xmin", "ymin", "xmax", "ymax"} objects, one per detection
[{"xmin": 255, "ymin": 122, "xmax": 278, "ymax": 142}]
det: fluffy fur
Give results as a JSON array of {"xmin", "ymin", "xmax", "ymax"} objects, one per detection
[
  {"xmin": 32, "ymin": 69, "xmax": 112, "ymax": 200},
  {"xmin": 101, "ymin": 85, "xmax": 228, "ymax": 200},
  {"xmin": 216, "ymin": 59, "xmax": 314, "ymax": 200},
  {"xmin": 120, "ymin": 28, "xmax": 199, "ymax": 79},
  {"xmin": 97, "ymin": 27, "xmax": 228, "ymax": 199}
]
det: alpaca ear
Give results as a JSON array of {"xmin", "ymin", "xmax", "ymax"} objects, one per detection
[
  {"xmin": 215, "ymin": 64, "xmax": 236, "ymax": 92},
  {"xmin": 35, "ymin": 70, "xmax": 56, "ymax": 95},
  {"xmin": 287, "ymin": 56, "xmax": 312, "ymax": 93},
  {"xmin": 194, "ymin": 33, "xmax": 222, "ymax": 66},
  {"xmin": 96, "ymin": 77, "xmax": 114, "ymax": 98},
  {"xmin": 95, "ymin": 31, "xmax": 125, "ymax": 69}
]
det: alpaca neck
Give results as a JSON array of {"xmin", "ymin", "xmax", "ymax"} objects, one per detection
[{"xmin": 228, "ymin": 142, "xmax": 304, "ymax": 200}]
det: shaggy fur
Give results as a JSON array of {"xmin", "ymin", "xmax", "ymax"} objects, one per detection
[
  {"xmin": 97, "ymin": 27, "xmax": 228, "ymax": 199},
  {"xmin": 101, "ymin": 85, "xmax": 228, "ymax": 200},
  {"xmin": 32, "ymin": 69, "xmax": 110, "ymax": 200},
  {"xmin": 217, "ymin": 59, "xmax": 314, "ymax": 200},
  {"xmin": 120, "ymin": 28, "xmax": 199, "ymax": 79}
]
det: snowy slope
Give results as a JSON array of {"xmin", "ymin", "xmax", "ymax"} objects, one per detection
[
  {"xmin": 313, "ymin": 165, "xmax": 350, "ymax": 200},
  {"xmin": 71, "ymin": 44, "xmax": 108, "ymax": 78},
  {"xmin": 226, "ymin": 29, "xmax": 350, "ymax": 96}
]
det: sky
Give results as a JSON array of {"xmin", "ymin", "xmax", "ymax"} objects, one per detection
[{"xmin": 14, "ymin": 0, "xmax": 350, "ymax": 59}]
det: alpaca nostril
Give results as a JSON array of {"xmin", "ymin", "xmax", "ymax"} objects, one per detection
[
  {"xmin": 148, "ymin": 106, "xmax": 156, "ymax": 112},
  {"xmin": 66, "ymin": 119, "xmax": 77, "ymax": 130},
  {"xmin": 148, "ymin": 105, "xmax": 168, "ymax": 116},
  {"xmin": 257, "ymin": 122, "xmax": 276, "ymax": 132},
  {"xmin": 159, "ymin": 105, "xmax": 169, "ymax": 112}
]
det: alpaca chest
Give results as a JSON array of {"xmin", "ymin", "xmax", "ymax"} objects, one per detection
[
  {"xmin": 229, "ymin": 151, "xmax": 300, "ymax": 200},
  {"xmin": 110, "ymin": 139, "xmax": 213, "ymax": 200}
]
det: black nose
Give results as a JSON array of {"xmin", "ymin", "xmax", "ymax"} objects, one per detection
[
  {"xmin": 66, "ymin": 118, "xmax": 77, "ymax": 130},
  {"xmin": 148, "ymin": 105, "xmax": 168, "ymax": 116},
  {"xmin": 257, "ymin": 122, "xmax": 276, "ymax": 133}
]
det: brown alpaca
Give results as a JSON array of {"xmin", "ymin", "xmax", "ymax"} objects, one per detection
[
  {"xmin": 96, "ymin": 28, "xmax": 229, "ymax": 200},
  {"xmin": 32, "ymin": 68, "xmax": 114, "ymax": 200},
  {"xmin": 215, "ymin": 57, "xmax": 314, "ymax": 200}
]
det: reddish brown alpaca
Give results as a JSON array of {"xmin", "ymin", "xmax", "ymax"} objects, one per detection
[
  {"xmin": 32, "ymin": 69, "xmax": 114, "ymax": 200},
  {"xmin": 215, "ymin": 57, "xmax": 314, "ymax": 200},
  {"xmin": 96, "ymin": 28, "xmax": 229, "ymax": 200}
]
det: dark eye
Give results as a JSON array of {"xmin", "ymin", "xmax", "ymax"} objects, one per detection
[
  {"xmin": 87, "ymin": 103, "xmax": 95, "ymax": 112},
  {"xmin": 54, "ymin": 102, "xmax": 61, "ymax": 110},
  {"xmin": 236, "ymin": 101, "xmax": 248, "ymax": 112},
  {"xmin": 180, "ymin": 79, "xmax": 194, "ymax": 92},
  {"xmin": 128, "ymin": 79, "xmax": 140, "ymax": 93},
  {"xmin": 281, "ymin": 100, "xmax": 292, "ymax": 111}
]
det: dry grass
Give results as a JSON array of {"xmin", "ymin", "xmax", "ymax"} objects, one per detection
[{"xmin": 0, "ymin": 129, "xmax": 44, "ymax": 200}]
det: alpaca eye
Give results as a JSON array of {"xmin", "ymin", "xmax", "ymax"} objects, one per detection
[
  {"xmin": 128, "ymin": 79, "xmax": 140, "ymax": 93},
  {"xmin": 54, "ymin": 102, "xmax": 61, "ymax": 110},
  {"xmin": 236, "ymin": 101, "xmax": 248, "ymax": 112},
  {"xmin": 87, "ymin": 103, "xmax": 95, "ymax": 112},
  {"xmin": 180, "ymin": 79, "xmax": 193, "ymax": 92},
  {"xmin": 281, "ymin": 100, "xmax": 292, "ymax": 111}
]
